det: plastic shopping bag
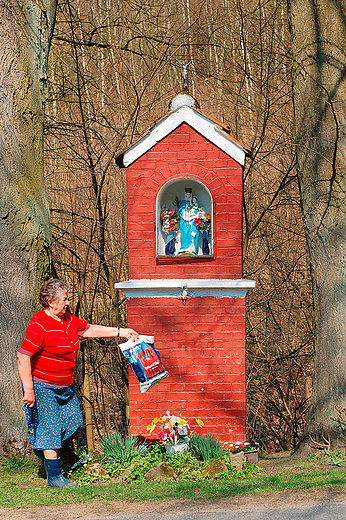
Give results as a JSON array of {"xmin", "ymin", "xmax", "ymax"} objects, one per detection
[{"xmin": 119, "ymin": 335, "xmax": 168, "ymax": 393}]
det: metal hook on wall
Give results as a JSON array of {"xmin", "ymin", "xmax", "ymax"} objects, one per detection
[{"xmin": 177, "ymin": 283, "xmax": 189, "ymax": 304}]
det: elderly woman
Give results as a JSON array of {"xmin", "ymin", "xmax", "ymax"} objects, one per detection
[{"xmin": 17, "ymin": 278, "xmax": 139, "ymax": 488}]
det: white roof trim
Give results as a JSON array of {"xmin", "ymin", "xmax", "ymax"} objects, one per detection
[
  {"xmin": 114, "ymin": 278, "xmax": 255, "ymax": 298},
  {"xmin": 122, "ymin": 105, "xmax": 245, "ymax": 167}
]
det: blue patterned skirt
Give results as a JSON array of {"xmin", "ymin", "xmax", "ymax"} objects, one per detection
[{"xmin": 24, "ymin": 380, "xmax": 83, "ymax": 450}]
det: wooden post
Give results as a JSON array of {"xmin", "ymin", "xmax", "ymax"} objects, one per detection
[{"xmin": 82, "ymin": 344, "xmax": 95, "ymax": 456}]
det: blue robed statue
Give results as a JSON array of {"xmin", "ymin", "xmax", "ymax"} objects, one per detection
[{"xmin": 178, "ymin": 188, "xmax": 200, "ymax": 255}]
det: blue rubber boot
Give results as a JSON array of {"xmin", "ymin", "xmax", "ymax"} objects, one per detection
[
  {"xmin": 33, "ymin": 449, "xmax": 45, "ymax": 462},
  {"xmin": 33, "ymin": 449, "xmax": 47, "ymax": 478},
  {"xmin": 44, "ymin": 458, "xmax": 76, "ymax": 488}
]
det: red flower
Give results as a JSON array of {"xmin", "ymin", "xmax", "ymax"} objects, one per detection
[
  {"xmin": 193, "ymin": 218, "xmax": 201, "ymax": 227},
  {"xmin": 169, "ymin": 224, "xmax": 175, "ymax": 231}
]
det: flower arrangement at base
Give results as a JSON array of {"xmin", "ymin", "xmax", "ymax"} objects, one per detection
[
  {"xmin": 147, "ymin": 411, "xmax": 204, "ymax": 446},
  {"xmin": 222, "ymin": 441, "xmax": 259, "ymax": 453},
  {"xmin": 160, "ymin": 206, "xmax": 180, "ymax": 234}
]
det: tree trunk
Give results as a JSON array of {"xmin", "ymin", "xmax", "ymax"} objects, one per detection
[
  {"xmin": 288, "ymin": 0, "xmax": 346, "ymax": 445},
  {"xmin": 0, "ymin": 1, "xmax": 56, "ymax": 455}
]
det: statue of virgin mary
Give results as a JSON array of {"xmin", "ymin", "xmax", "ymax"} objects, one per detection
[{"xmin": 178, "ymin": 188, "xmax": 200, "ymax": 255}]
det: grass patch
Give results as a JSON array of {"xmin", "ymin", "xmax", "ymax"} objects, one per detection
[{"xmin": 1, "ymin": 451, "xmax": 346, "ymax": 509}]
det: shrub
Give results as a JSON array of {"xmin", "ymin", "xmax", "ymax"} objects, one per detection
[
  {"xmin": 100, "ymin": 431, "xmax": 147, "ymax": 465},
  {"xmin": 189, "ymin": 433, "xmax": 226, "ymax": 462}
]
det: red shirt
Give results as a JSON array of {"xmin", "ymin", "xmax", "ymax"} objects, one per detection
[{"xmin": 18, "ymin": 310, "xmax": 89, "ymax": 387}]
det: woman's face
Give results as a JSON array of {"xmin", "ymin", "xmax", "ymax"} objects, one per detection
[{"xmin": 49, "ymin": 291, "xmax": 69, "ymax": 317}]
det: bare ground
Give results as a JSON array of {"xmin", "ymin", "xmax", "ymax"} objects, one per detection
[{"xmin": 2, "ymin": 490, "xmax": 346, "ymax": 520}]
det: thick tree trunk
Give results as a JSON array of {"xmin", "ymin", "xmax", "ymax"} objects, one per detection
[
  {"xmin": 288, "ymin": 0, "xmax": 346, "ymax": 445},
  {"xmin": 0, "ymin": 1, "xmax": 56, "ymax": 455}
]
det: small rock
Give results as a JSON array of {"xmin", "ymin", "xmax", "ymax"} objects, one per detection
[
  {"xmin": 121, "ymin": 462, "xmax": 137, "ymax": 478},
  {"xmin": 144, "ymin": 461, "xmax": 178, "ymax": 481},
  {"xmin": 114, "ymin": 462, "xmax": 138, "ymax": 482},
  {"xmin": 202, "ymin": 458, "xmax": 228, "ymax": 477},
  {"xmin": 85, "ymin": 463, "xmax": 108, "ymax": 477},
  {"xmin": 229, "ymin": 451, "xmax": 245, "ymax": 471}
]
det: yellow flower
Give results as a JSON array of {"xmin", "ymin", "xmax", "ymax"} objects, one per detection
[
  {"xmin": 152, "ymin": 417, "xmax": 159, "ymax": 424},
  {"xmin": 147, "ymin": 423, "xmax": 155, "ymax": 433},
  {"xmin": 178, "ymin": 419, "xmax": 186, "ymax": 425},
  {"xmin": 168, "ymin": 420, "xmax": 173, "ymax": 427},
  {"xmin": 196, "ymin": 418, "xmax": 204, "ymax": 427}
]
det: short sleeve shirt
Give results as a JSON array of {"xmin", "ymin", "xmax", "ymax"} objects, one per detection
[{"xmin": 18, "ymin": 310, "xmax": 89, "ymax": 387}]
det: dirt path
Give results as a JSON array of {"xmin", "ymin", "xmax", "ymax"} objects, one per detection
[{"xmin": 1, "ymin": 489, "xmax": 346, "ymax": 520}]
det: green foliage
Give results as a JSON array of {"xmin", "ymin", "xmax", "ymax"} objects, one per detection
[
  {"xmin": 103, "ymin": 441, "xmax": 256, "ymax": 484},
  {"xmin": 105, "ymin": 445, "xmax": 236, "ymax": 483},
  {"xmin": 106, "ymin": 444, "xmax": 167, "ymax": 481},
  {"xmin": 307, "ymin": 449, "xmax": 346, "ymax": 467},
  {"xmin": 75, "ymin": 447, "xmax": 89, "ymax": 460},
  {"xmin": 0, "ymin": 455, "xmax": 36, "ymax": 473},
  {"xmin": 3, "ymin": 453, "xmax": 346, "ymax": 508},
  {"xmin": 164, "ymin": 451, "xmax": 205, "ymax": 481},
  {"xmin": 214, "ymin": 462, "xmax": 259, "ymax": 481},
  {"xmin": 324, "ymin": 450, "xmax": 345, "ymax": 467},
  {"xmin": 189, "ymin": 433, "xmax": 226, "ymax": 462},
  {"xmin": 71, "ymin": 466, "xmax": 110, "ymax": 486},
  {"xmin": 99, "ymin": 431, "xmax": 147, "ymax": 465},
  {"xmin": 173, "ymin": 195, "xmax": 181, "ymax": 209},
  {"xmin": 123, "ymin": 457, "xmax": 162, "ymax": 482}
]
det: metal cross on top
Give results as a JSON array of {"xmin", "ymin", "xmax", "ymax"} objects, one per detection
[{"xmin": 176, "ymin": 59, "xmax": 192, "ymax": 90}]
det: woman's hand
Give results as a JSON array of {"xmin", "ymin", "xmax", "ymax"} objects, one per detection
[
  {"xmin": 23, "ymin": 388, "xmax": 35, "ymax": 407},
  {"xmin": 17, "ymin": 353, "xmax": 35, "ymax": 407},
  {"xmin": 120, "ymin": 328, "xmax": 139, "ymax": 341}
]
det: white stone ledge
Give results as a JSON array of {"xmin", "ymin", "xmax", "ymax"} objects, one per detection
[{"xmin": 114, "ymin": 279, "xmax": 256, "ymax": 298}]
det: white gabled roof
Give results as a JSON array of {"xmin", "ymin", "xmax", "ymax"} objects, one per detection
[{"xmin": 120, "ymin": 94, "xmax": 246, "ymax": 167}]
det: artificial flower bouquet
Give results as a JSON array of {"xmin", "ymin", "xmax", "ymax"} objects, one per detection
[
  {"xmin": 147, "ymin": 411, "xmax": 204, "ymax": 445},
  {"xmin": 193, "ymin": 209, "xmax": 211, "ymax": 232},
  {"xmin": 160, "ymin": 206, "xmax": 180, "ymax": 234}
]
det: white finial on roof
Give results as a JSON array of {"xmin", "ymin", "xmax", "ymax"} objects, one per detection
[{"xmin": 170, "ymin": 93, "xmax": 195, "ymax": 112}]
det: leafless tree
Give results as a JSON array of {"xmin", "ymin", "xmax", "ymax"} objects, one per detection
[
  {"xmin": 288, "ymin": 0, "xmax": 346, "ymax": 451},
  {"xmin": 0, "ymin": 0, "xmax": 57, "ymax": 456}
]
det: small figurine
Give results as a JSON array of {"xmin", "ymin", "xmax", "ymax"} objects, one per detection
[{"xmin": 176, "ymin": 59, "xmax": 192, "ymax": 90}]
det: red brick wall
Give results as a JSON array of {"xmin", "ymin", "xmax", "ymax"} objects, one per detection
[
  {"xmin": 127, "ymin": 296, "xmax": 246, "ymax": 443},
  {"xmin": 126, "ymin": 122, "xmax": 243, "ymax": 280}
]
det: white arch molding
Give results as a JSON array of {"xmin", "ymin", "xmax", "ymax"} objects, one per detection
[{"xmin": 157, "ymin": 177, "xmax": 213, "ymax": 258}]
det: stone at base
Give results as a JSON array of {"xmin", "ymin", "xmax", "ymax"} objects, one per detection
[
  {"xmin": 85, "ymin": 463, "xmax": 108, "ymax": 477},
  {"xmin": 144, "ymin": 461, "xmax": 178, "ymax": 481},
  {"xmin": 228, "ymin": 451, "xmax": 246, "ymax": 471},
  {"xmin": 202, "ymin": 458, "xmax": 228, "ymax": 477}
]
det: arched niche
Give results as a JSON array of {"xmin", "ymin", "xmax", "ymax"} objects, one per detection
[{"xmin": 157, "ymin": 178, "xmax": 213, "ymax": 258}]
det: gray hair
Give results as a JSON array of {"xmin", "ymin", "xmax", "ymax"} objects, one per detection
[{"xmin": 39, "ymin": 278, "xmax": 70, "ymax": 308}]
